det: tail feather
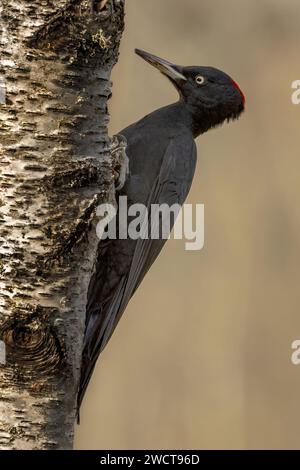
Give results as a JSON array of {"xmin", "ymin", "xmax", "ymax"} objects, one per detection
[{"xmin": 77, "ymin": 276, "xmax": 129, "ymax": 414}]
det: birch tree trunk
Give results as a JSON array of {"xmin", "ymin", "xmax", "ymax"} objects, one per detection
[{"xmin": 0, "ymin": 0, "xmax": 125, "ymax": 450}]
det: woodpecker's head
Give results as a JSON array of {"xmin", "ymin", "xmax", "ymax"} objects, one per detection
[{"xmin": 135, "ymin": 49, "xmax": 245, "ymax": 136}]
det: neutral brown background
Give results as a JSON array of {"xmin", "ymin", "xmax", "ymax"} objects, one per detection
[{"xmin": 75, "ymin": 0, "xmax": 300, "ymax": 449}]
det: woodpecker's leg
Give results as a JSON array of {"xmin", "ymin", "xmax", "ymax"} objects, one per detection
[{"xmin": 111, "ymin": 134, "xmax": 129, "ymax": 191}]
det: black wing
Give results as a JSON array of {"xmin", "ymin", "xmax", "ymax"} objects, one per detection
[{"xmin": 77, "ymin": 135, "xmax": 197, "ymax": 411}]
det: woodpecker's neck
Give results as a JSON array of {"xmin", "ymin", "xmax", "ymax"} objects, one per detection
[
  {"xmin": 168, "ymin": 100, "xmax": 218, "ymax": 139},
  {"xmin": 149, "ymin": 101, "xmax": 219, "ymax": 139}
]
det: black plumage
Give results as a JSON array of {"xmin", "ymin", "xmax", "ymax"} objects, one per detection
[{"xmin": 77, "ymin": 49, "xmax": 245, "ymax": 412}]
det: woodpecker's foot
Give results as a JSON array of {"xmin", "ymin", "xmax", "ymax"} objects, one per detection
[
  {"xmin": 100, "ymin": 0, "xmax": 109, "ymax": 9},
  {"xmin": 95, "ymin": 0, "xmax": 114, "ymax": 15},
  {"xmin": 111, "ymin": 134, "xmax": 129, "ymax": 191}
]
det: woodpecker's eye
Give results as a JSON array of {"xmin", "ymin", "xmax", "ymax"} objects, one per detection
[{"xmin": 195, "ymin": 75, "xmax": 205, "ymax": 86}]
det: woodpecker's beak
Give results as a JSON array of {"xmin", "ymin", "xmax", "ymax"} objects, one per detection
[{"xmin": 135, "ymin": 49, "xmax": 187, "ymax": 83}]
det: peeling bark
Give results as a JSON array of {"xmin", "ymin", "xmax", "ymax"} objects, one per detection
[{"xmin": 0, "ymin": 0, "xmax": 125, "ymax": 449}]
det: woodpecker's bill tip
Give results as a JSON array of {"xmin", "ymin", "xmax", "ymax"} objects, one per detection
[{"xmin": 135, "ymin": 48, "xmax": 186, "ymax": 82}]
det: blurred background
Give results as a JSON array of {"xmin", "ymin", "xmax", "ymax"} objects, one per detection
[{"xmin": 75, "ymin": 0, "xmax": 300, "ymax": 449}]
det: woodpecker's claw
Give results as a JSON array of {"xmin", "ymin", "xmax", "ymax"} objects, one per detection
[
  {"xmin": 99, "ymin": 0, "xmax": 110, "ymax": 11},
  {"xmin": 111, "ymin": 134, "xmax": 129, "ymax": 191}
]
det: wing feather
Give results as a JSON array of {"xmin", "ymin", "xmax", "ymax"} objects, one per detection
[{"xmin": 77, "ymin": 135, "xmax": 197, "ymax": 410}]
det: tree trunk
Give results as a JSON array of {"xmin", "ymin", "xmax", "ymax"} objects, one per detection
[{"xmin": 0, "ymin": 0, "xmax": 125, "ymax": 450}]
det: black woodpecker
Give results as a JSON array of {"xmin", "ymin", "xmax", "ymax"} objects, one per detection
[{"xmin": 77, "ymin": 49, "xmax": 245, "ymax": 413}]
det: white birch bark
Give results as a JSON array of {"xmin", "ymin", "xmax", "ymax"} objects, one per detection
[{"xmin": 0, "ymin": 0, "xmax": 125, "ymax": 449}]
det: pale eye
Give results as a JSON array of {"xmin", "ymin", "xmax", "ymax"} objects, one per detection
[{"xmin": 195, "ymin": 75, "xmax": 205, "ymax": 85}]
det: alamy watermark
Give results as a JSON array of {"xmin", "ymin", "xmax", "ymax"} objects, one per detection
[
  {"xmin": 291, "ymin": 80, "xmax": 300, "ymax": 104},
  {"xmin": 291, "ymin": 340, "xmax": 300, "ymax": 365},
  {"xmin": 96, "ymin": 196, "xmax": 204, "ymax": 251}
]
